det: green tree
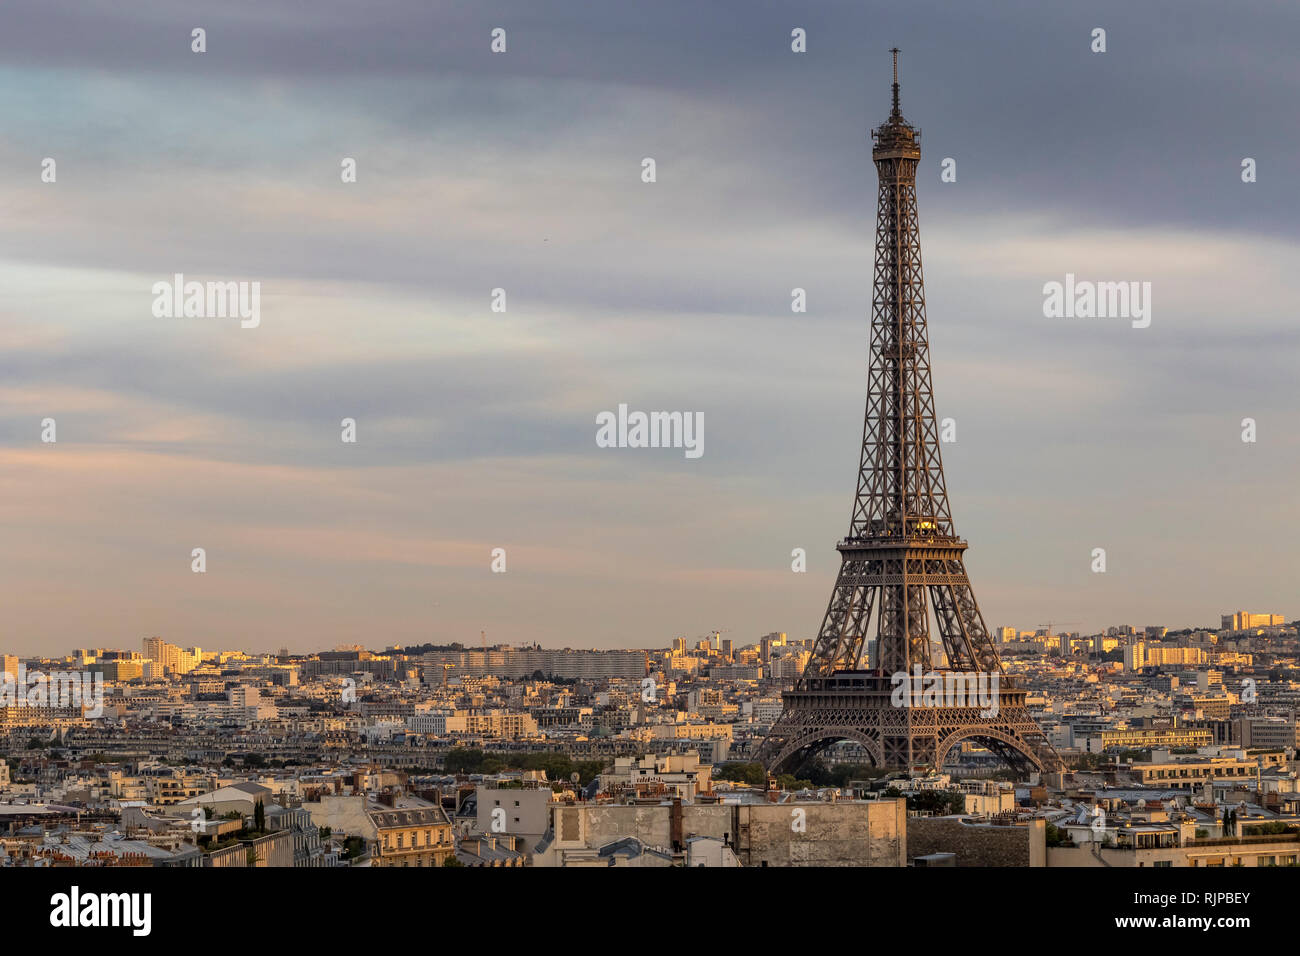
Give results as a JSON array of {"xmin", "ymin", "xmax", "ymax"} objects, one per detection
[
  {"xmin": 715, "ymin": 761, "xmax": 767, "ymax": 786},
  {"xmin": 905, "ymin": 790, "xmax": 965, "ymax": 815},
  {"xmin": 1045, "ymin": 823, "xmax": 1071, "ymax": 847},
  {"xmin": 254, "ymin": 798, "xmax": 266, "ymax": 833}
]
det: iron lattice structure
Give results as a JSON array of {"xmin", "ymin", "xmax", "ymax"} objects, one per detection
[{"xmin": 758, "ymin": 52, "xmax": 1062, "ymax": 777}]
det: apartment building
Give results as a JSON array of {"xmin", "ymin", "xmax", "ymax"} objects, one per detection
[
  {"xmin": 369, "ymin": 798, "xmax": 454, "ymax": 867},
  {"xmin": 1120, "ymin": 756, "xmax": 1264, "ymax": 789},
  {"xmin": 1222, "ymin": 612, "xmax": 1286, "ymax": 631}
]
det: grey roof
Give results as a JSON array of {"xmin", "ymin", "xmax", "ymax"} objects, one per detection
[
  {"xmin": 597, "ymin": 837, "xmax": 672, "ymax": 862},
  {"xmin": 228, "ymin": 782, "xmax": 273, "ymax": 795},
  {"xmin": 455, "ymin": 837, "xmax": 525, "ymax": 866},
  {"xmin": 367, "ymin": 803, "xmax": 450, "ymax": 829}
]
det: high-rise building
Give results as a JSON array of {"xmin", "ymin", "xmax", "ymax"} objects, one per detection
[
  {"xmin": 144, "ymin": 636, "xmax": 180, "ymax": 673},
  {"xmin": 1221, "ymin": 612, "xmax": 1285, "ymax": 631},
  {"xmin": 759, "ymin": 632, "xmax": 787, "ymax": 663},
  {"xmin": 143, "ymin": 637, "xmax": 201, "ymax": 675}
]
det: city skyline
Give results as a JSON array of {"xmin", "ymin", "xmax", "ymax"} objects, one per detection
[
  {"xmin": 3, "ymin": 0, "xmax": 1298, "ymax": 656},
  {"xmin": 11, "ymin": 611, "xmax": 1292, "ymax": 664}
]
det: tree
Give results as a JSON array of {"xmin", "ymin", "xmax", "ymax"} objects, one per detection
[
  {"xmin": 715, "ymin": 762, "xmax": 767, "ymax": 786},
  {"xmin": 254, "ymin": 798, "xmax": 266, "ymax": 833},
  {"xmin": 905, "ymin": 790, "xmax": 965, "ymax": 816},
  {"xmin": 1222, "ymin": 808, "xmax": 1238, "ymax": 837},
  {"xmin": 443, "ymin": 748, "xmax": 607, "ymax": 785},
  {"xmin": 1045, "ymin": 823, "xmax": 1072, "ymax": 847}
]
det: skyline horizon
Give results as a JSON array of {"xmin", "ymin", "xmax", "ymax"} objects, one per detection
[{"xmin": 11, "ymin": 606, "xmax": 1291, "ymax": 660}]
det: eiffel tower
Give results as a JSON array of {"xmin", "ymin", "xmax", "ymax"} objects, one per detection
[{"xmin": 758, "ymin": 51, "xmax": 1062, "ymax": 778}]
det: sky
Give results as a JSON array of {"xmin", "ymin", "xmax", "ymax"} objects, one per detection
[{"xmin": 0, "ymin": 0, "xmax": 1296, "ymax": 656}]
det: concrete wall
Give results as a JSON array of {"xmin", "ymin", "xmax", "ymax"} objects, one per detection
[
  {"xmin": 541, "ymin": 799, "xmax": 907, "ymax": 867},
  {"xmin": 907, "ymin": 817, "xmax": 1045, "ymax": 867},
  {"xmin": 734, "ymin": 800, "xmax": 906, "ymax": 867},
  {"xmin": 476, "ymin": 787, "xmax": 551, "ymax": 850}
]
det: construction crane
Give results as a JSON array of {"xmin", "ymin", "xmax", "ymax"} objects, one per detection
[
  {"xmin": 1038, "ymin": 621, "xmax": 1081, "ymax": 638},
  {"xmin": 695, "ymin": 628, "xmax": 732, "ymax": 649}
]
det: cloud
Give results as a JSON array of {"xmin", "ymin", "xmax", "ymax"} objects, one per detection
[{"xmin": 0, "ymin": 0, "xmax": 1295, "ymax": 651}]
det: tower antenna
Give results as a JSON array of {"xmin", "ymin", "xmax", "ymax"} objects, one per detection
[{"xmin": 889, "ymin": 47, "xmax": 901, "ymax": 119}]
